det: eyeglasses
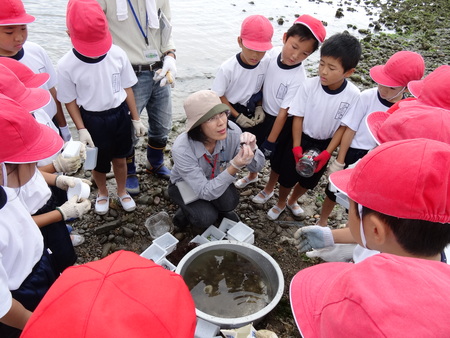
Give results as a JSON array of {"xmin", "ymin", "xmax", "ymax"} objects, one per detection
[{"xmin": 206, "ymin": 110, "xmax": 230, "ymax": 123}]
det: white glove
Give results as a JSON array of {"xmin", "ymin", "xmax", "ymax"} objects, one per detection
[
  {"xmin": 59, "ymin": 125, "xmax": 72, "ymax": 142},
  {"xmin": 327, "ymin": 160, "xmax": 345, "ymax": 176},
  {"xmin": 78, "ymin": 128, "xmax": 95, "ymax": 147},
  {"xmin": 230, "ymin": 144, "xmax": 255, "ymax": 169},
  {"xmin": 294, "ymin": 225, "xmax": 334, "ymax": 253},
  {"xmin": 235, "ymin": 114, "xmax": 256, "ymax": 129},
  {"xmin": 254, "ymin": 106, "xmax": 265, "ymax": 125},
  {"xmin": 305, "ymin": 244, "xmax": 356, "ymax": 262},
  {"xmin": 240, "ymin": 132, "xmax": 257, "ymax": 152},
  {"xmin": 132, "ymin": 119, "xmax": 146, "ymax": 137},
  {"xmin": 153, "ymin": 55, "xmax": 177, "ymax": 87},
  {"xmin": 55, "ymin": 175, "xmax": 92, "ymax": 191},
  {"xmin": 56, "ymin": 195, "xmax": 91, "ymax": 220},
  {"xmin": 53, "ymin": 154, "xmax": 81, "ymax": 174}
]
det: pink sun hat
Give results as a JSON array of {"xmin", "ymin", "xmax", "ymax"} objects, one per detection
[
  {"xmin": 0, "ymin": 94, "xmax": 63, "ymax": 164},
  {"xmin": 66, "ymin": 0, "xmax": 113, "ymax": 58},
  {"xmin": 0, "ymin": 57, "xmax": 50, "ymax": 88},
  {"xmin": 240, "ymin": 15, "xmax": 274, "ymax": 52},
  {"xmin": 329, "ymin": 138, "xmax": 450, "ymax": 223},
  {"xmin": 0, "ymin": 64, "xmax": 51, "ymax": 112},
  {"xmin": 369, "ymin": 51, "xmax": 425, "ymax": 87},
  {"xmin": 294, "ymin": 14, "xmax": 326, "ymax": 44},
  {"xmin": 408, "ymin": 65, "xmax": 450, "ymax": 110},
  {"xmin": 0, "ymin": 0, "xmax": 35, "ymax": 25},
  {"xmin": 366, "ymin": 104, "xmax": 450, "ymax": 145},
  {"xmin": 21, "ymin": 250, "xmax": 197, "ymax": 338}
]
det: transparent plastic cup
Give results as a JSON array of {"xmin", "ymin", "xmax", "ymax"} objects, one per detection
[
  {"xmin": 83, "ymin": 146, "xmax": 98, "ymax": 170},
  {"xmin": 296, "ymin": 148, "xmax": 320, "ymax": 177}
]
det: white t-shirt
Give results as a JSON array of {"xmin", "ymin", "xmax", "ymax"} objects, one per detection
[
  {"xmin": 211, "ymin": 53, "xmax": 270, "ymax": 106},
  {"xmin": 289, "ymin": 77, "xmax": 361, "ymax": 140},
  {"xmin": 14, "ymin": 168, "xmax": 52, "ymax": 215},
  {"xmin": 0, "ymin": 186, "xmax": 43, "ymax": 318},
  {"xmin": 33, "ymin": 108, "xmax": 60, "ymax": 167},
  {"xmin": 19, "ymin": 41, "xmax": 58, "ymax": 119},
  {"xmin": 57, "ymin": 44, "xmax": 137, "ymax": 111},
  {"xmin": 262, "ymin": 47, "xmax": 307, "ymax": 117},
  {"xmin": 341, "ymin": 87, "xmax": 391, "ymax": 150}
]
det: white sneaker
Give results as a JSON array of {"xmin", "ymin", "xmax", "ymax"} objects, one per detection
[
  {"xmin": 252, "ymin": 190, "xmax": 274, "ymax": 204},
  {"xmin": 235, "ymin": 176, "xmax": 258, "ymax": 189}
]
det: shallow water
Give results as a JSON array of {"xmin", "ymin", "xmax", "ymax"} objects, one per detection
[{"xmin": 23, "ymin": 0, "xmax": 382, "ymax": 123}]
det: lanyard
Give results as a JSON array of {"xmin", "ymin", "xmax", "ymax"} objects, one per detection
[
  {"xmin": 127, "ymin": 0, "xmax": 149, "ymax": 45},
  {"xmin": 203, "ymin": 153, "xmax": 219, "ymax": 179}
]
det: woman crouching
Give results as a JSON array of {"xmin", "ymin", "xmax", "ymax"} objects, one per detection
[{"xmin": 169, "ymin": 90, "xmax": 265, "ymax": 233}]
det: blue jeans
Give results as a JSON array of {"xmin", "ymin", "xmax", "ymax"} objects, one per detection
[{"xmin": 132, "ymin": 70, "xmax": 172, "ymax": 148}]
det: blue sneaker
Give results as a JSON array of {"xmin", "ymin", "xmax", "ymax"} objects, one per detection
[{"xmin": 126, "ymin": 174, "xmax": 140, "ymax": 195}]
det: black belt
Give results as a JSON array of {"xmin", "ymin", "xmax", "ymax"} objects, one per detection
[{"xmin": 132, "ymin": 61, "xmax": 163, "ymax": 72}]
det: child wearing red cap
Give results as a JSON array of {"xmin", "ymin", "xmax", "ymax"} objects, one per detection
[
  {"xmin": 234, "ymin": 15, "xmax": 326, "ymax": 201},
  {"xmin": 0, "ymin": 0, "xmax": 72, "ymax": 142},
  {"xmin": 0, "ymin": 95, "xmax": 91, "ymax": 336},
  {"xmin": 58, "ymin": 0, "xmax": 147, "ymax": 215},
  {"xmin": 211, "ymin": 15, "xmax": 273, "ymax": 179},
  {"xmin": 290, "ymin": 138, "xmax": 450, "ymax": 337},
  {"xmin": 317, "ymin": 50, "xmax": 425, "ymax": 226},
  {"xmin": 268, "ymin": 32, "xmax": 361, "ymax": 220}
]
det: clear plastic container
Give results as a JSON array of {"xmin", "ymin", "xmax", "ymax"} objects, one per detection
[
  {"xmin": 83, "ymin": 146, "xmax": 98, "ymax": 170},
  {"xmin": 296, "ymin": 148, "xmax": 320, "ymax": 177}
]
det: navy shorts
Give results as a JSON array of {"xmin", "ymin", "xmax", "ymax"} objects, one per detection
[
  {"xmin": 81, "ymin": 101, "xmax": 132, "ymax": 173},
  {"xmin": 325, "ymin": 147, "xmax": 369, "ymax": 201},
  {"xmin": 278, "ymin": 133, "xmax": 332, "ymax": 190},
  {"xmin": 270, "ymin": 117, "xmax": 293, "ymax": 174}
]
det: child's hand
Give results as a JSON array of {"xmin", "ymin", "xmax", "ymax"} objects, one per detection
[
  {"xmin": 57, "ymin": 195, "xmax": 91, "ymax": 220},
  {"xmin": 78, "ymin": 128, "xmax": 95, "ymax": 147},
  {"xmin": 292, "ymin": 146, "xmax": 303, "ymax": 163},
  {"xmin": 235, "ymin": 114, "xmax": 256, "ymax": 129},
  {"xmin": 254, "ymin": 106, "xmax": 265, "ymax": 125},
  {"xmin": 132, "ymin": 119, "xmax": 147, "ymax": 137},
  {"xmin": 327, "ymin": 159, "xmax": 345, "ymax": 176},
  {"xmin": 313, "ymin": 150, "xmax": 331, "ymax": 172},
  {"xmin": 305, "ymin": 244, "xmax": 356, "ymax": 262},
  {"xmin": 261, "ymin": 139, "xmax": 276, "ymax": 159},
  {"xmin": 294, "ymin": 225, "xmax": 334, "ymax": 253},
  {"xmin": 53, "ymin": 154, "xmax": 81, "ymax": 174}
]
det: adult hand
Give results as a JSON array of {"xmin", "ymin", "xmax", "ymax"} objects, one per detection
[
  {"xmin": 153, "ymin": 55, "xmax": 177, "ymax": 87},
  {"xmin": 53, "ymin": 154, "xmax": 81, "ymax": 174},
  {"xmin": 254, "ymin": 106, "xmax": 265, "ymax": 125},
  {"xmin": 59, "ymin": 125, "xmax": 72, "ymax": 142},
  {"xmin": 327, "ymin": 159, "xmax": 345, "ymax": 176},
  {"xmin": 235, "ymin": 114, "xmax": 256, "ymax": 129},
  {"xmin": 132, "ymin": 119, "xmax": 146, "ymax": 137},
  {"xmin": 305, "ymin": 244, "xmax": 356, "ymax": 262},
  {"xmin": 294, "ymin": 225, "xmax": 334, "ymax": 253},
  {"xmin": 240, "ymin": 132, "xmax": 257, "ymax": 151},
  {"xmin": 292, "ymin": 146, "xmax": 303, "ymax": 163},
  {"xmin": 231, "ymin": 144, "xmax": 254, "ymax": 169},
  {"xmin": 313, "ymin": 150, "xmax": 331, "ymax": 172},
  {"xmin": 78, "ymin": 128, "xmax": 95, "ymax": 147},
  {"xmin": 260, "ymin": 139, "xmax": 276, "ymax": 160},
  {"xmin": 56, "ymin": 195, "xmax": 91, "ymax": 220}
]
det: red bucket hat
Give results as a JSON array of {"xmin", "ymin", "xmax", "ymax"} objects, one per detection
[
  {"xmin": 240, "ymin": 15, "xmax": 274, "ymax": 52},
  {"xmin": 408, "ymin": 65, "xmax": 450, "ymax": 110},
  {"xmin": 0, "ymin": 0, "xmax": 35, "ymax": 25},
  {"xmin": 330, "ymin": 138, "xmax": 450, "ymax": 223},
  {"xmin": 290, "ymin": 253, "xmax": 450, "ymax": 337},
  {"xmin": 66, "ymin": 0, "xmax": 113, "ymax": 58},
  {"xmin": 366, "ymin": 104, "xmax": 450, "ymax": 145},
  {"xmin": 369, "ymin": 51, "xmax": 425, "ymax": 87},
  {"xmin": 0, "ymin": 64, "xmax": 51, "ymax": 112},
  {"xmin": 0, "ymin": 57, "xmax": 49, "ymax": 88},
  {"xmin": 21, "ymin": 250, "xmax": 197, "ymax": 338},
  {"xmin": 294, "ymin": 14, "xmax": 326, "ymax": 44},
  {"xmin": 0, "ymin": 94, "xmax": 63, "ymax": 163}
]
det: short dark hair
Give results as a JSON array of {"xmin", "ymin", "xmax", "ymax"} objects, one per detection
[
  {"xmin": 320, "ymin": 32, "xmax": 361, "ymax": 72},
  {"xmin": 359, "ymin": 206, "xmax": 450, "ymax": 257},
  {"xmin": 285, "ymin": 24, "xmax": 319, "ymax": 53}
]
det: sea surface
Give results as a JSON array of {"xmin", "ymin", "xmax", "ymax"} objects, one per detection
[{"xmin": 23, "ymin": 0, "xmax": 384, "ymax": 123}]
